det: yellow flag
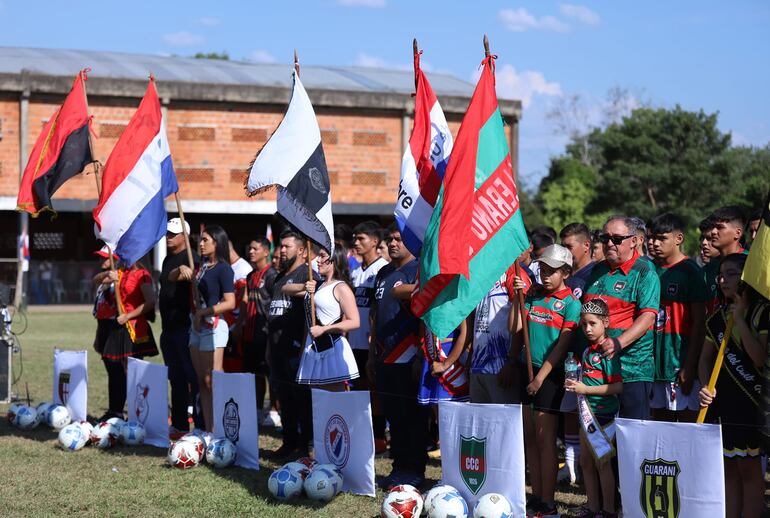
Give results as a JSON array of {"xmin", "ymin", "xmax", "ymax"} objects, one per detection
[{"xmin": 743, "ymin": 188, "xmax": 770, "ymax": 300}]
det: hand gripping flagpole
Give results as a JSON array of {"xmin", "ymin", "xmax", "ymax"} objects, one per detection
[
  {"xmin": 294, "ymin": 48, "xmax": 317, "ymax": 327},
  {"xmin": 697, "ymin": 314, "xmax": 734, "ymax": 423}
]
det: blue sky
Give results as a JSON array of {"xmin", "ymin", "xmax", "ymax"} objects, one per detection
[{"xmin": 1, "ymin": 0, "xmax": 768, "ymax": 189}]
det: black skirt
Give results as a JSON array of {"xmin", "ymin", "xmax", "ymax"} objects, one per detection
[{"xmin": 96, "ymin": 319, "xmax": 158, "ymax": 362}]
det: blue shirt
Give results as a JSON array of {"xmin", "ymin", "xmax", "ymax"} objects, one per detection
[{"xmin": 372, "ymin": 259, "xmax": 420, "ymax": 364}]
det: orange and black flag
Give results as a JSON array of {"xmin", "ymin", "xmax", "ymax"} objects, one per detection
[
  {"xmin": 743, "ymin": 186, "xmax": 770, "ymax": 300},
  {"xmin": 16, "ymin": 70, "xmax": 93, "ymax": 217}
]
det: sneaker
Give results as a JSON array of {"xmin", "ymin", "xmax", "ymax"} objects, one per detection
[
  {"xmin": 97, "ymin": 411, "xmax": 123, "ymax": 423},
  {"xmin": 526, "ymin": 495, "xmax": 542, "ymax": 515},
  {"xmin": 573, "ymin": 507, "xmax": 600, "ymax": 518},
  {"xmin": 268, "ymin": 443, "xmax": 298, "ymax": 462},
  {"xmin": 379, "ymin": 469, "xmax": 401, "ymax": 490},
  {"xmin": 390, "ymin": 471, "xmax": 425, "ymax": 490},
  {"xmin": 169, "ymin": 425, "xmax": 187, "ymax": 440},
  {"xmin": 557, "ymin": 464, "xmax": 580, "ymax": 485},
  {"xmin": 262, "ymin": 409, "xmax": 282, "ymax": 429},
  {"xmin": 533, "ymin": 502, "xmax": 560, "ymax": 518}
]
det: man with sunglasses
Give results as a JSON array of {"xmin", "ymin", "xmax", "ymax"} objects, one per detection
[{"xmin": 582, "ymin": 216, "xmax": 660, "ymax": 420}]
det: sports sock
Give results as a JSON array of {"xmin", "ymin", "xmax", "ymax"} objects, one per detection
[{"xmin": 564, "ymin": 432, "xmax": 580, "ymax": 481}]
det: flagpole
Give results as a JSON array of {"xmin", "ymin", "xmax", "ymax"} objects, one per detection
[
  {"xmin": 697, "ymin": 314, "xmax": 733, "ymax": 424},
  {"xmin": 514, "ymin": 262, "xmax": 534, "ymax": 382}
]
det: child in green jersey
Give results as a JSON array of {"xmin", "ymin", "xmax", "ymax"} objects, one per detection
[{"xmin": 566, "ymin": 298, "xmax": 623, "ymax": 518}]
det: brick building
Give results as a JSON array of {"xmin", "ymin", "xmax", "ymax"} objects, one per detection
[{"xmin": 0, "ymin": 47, "xmax": 521, "ymax": 303}]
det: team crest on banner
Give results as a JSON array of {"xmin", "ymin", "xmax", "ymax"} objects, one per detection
[
  {"xmin": 640, "ymin": 459, "xmax": 680, "ymax": 518},
  {"xmin": 460, "ymin": 435, "xmax": 486, "ymax": 494},
  {"xmin": 223, "ymin": 397, "xmax": 240, "ymax": 443},
  {"xmin": 324, "ymin": 414, "xmax": 351, "ymax": 468},
  {"xmin": 58, "ymin": 371, "xmax": 71, "ymax": 404},
  {"xmin": 133, "ymin": 384, "xmax": 150, "ymax": 424}
]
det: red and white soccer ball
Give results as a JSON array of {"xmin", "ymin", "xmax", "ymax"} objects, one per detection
[
  {"xmin": 15, "ymin": 405, "xmax": 38, "ymax": 430},
  {"xmin": 472, "ymin": 493, "xmax": 513, "ymax": 518},
  {"xmin": 382, "ymin": 485, "xmax": 423, "ymax": 518},
  {"xmin": 77, "ymin": 420, "xmax": 95, "ymax": 443},
  {"xmin": 205, "ymin": 438, "xmax": 237, "ymax": 468},
  {"xmin": 304, "ymin": 465, "xmax": 343, "ymax": 502},
  {"xmin": 6, "ymin": 402, "xmax": 21, "ymax": 425},
  {"xmin": 58, "ymin": 423, "xmax": 88, "ymax": 451},
  {"xmin": 92, "ymin": 422, "xmax": 120, "ymax": 449},
  {"xmin": 268, "ymin": 467, "xmax": 304, "ymax": 501},
  {"xmin": 422, "ymin": 485, "xmax": 458, "ymax": 516},
  {"xmin": 179, "ymin": 433, "xmax": 206, "ymax": 459},
  {"xmin": 295, "ymin": 456, "xmax": 318, "ymax": 470},
  {"xmin": 167, "ymin": 439, "xmax": 201, "ymax": 469},
  {"xmin": 46, "ymin": 405, "xmax": 71, "ymax": 430}
]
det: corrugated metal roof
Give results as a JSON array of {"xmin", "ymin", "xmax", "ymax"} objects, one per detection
[{"xmin": 0, "ymin": 46, "xmax": 476, "ymax": 97}]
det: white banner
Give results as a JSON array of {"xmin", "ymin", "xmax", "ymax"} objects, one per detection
[
  {"xmin": 616, "ymin": 418, "xmax": 725, "ymax": 518},
  {"xmin": 439, "ymin": 401, "xmax": 526, "ymax": 515},
  {"xmin": 212, "ymin": 371, "xmax": 259, "ymax": 470},
  {"xmin": 126, "ymin": 357, "xmax": 169, "ymax": 448},
  {"xmin": 52, "ymin": 349, "xmax": 87, "ymax": 421},
  {"xmin": 312, "ymin": 389, "xmax": 375, "ymax": 496}
]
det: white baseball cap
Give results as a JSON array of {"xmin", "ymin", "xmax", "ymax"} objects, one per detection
[
  {"xmin": 167, "ymin": 217, "xmax": 190, "ymax": 235},
  {"xmin": 535, "ymin": 244, "xmax": 574, "ymax": 269}
]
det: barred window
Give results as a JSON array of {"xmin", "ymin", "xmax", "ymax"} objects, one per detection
[
  {"xmin": 351, "ymin": 170, "xmax": 386, "ymax": 186},
  {"xmin": 230, "ymin": 168, "xmax": 248, "ymax": 183},
  {"xmin": 176, "ymin": 168, "xmax": 215, "ymax": 182},
  {"xmin": 352, "ymin": 131, "xmax": 388, "ymax": 147},
  {"xmin": 321, "ymin": 129, "xmax": 338, "ymax": 146},
  {"xmin": 328, "ymin": 170, "xmax": 339, "ymax": 184},
  {"xmin": 99, "ymin": 123, "xmax": 127, "ymax": 139},
  {"xmin": 178, "ymin": 126, "xmax": 216, "ymax": 141},
  {"xmin": 232, "ymin": 127, "xmax": 267, "ymax": 142}
]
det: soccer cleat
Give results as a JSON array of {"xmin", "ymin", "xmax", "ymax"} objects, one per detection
[{"xmin": 532, "ymin": 502, "xmax": 560, "ymax": 518}]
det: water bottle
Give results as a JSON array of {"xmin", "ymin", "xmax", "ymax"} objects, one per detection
[{"xmin": 565, "ymin": 352, "xmax": 580, "ymax": 382}]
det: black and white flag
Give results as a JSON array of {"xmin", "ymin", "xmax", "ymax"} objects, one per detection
[{"xmin": 247, "ymin": 70, "xmax": 334, "ymax": 253}]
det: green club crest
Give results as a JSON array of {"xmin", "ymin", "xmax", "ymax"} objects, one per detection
[{"xmin": 459, "ymin": 435, "xmax": 486, "ymax": 494}]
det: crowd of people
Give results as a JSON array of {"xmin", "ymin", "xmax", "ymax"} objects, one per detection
[{"xmin": 88, "ymin": 205, "xmax": 768, "ymax": 518}]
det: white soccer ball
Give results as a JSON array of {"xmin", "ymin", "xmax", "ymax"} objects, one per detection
[
  {"xmin": 282, "ymin": 461, "xmax": 311, "ymax": 479},
  {"xmin": 428, "ymin": 489, "xmax": 468, "ymax": 518},
  {"xmin": 120, "ymin": 421, "xmax": 146, "ymax": 446},
  {"xmin": 46, "ymin": 405, "xmax": 71, "ymax": 430},
  {"xmin": 382, "ymin": 485, "xmax": 424, "ymax": 517},
  {"xmin": 167, "ymin": 439, "xmax": 201, "ymax": 469},
  {"xmin": 15, "ymin": 405, "xmax": 38, "ymax": 430},
  {"xmin": 105, "ymin": 417, "xmax": 125, "ymax": 436},
  {"xmin": 472, "ymin": 493, "xmax": 513, "ymax": 518},
  {"xmin": 58, "ymin": 422, "xmax": 88, "ymax": 451},
  {"xmin": 92, "ymin": 422, "xmax": 120, "ymax": 449},
  {"xmin": 7, "ymin": 402, "xmax": 21, "ymax": 425},
  {"xmin": 268, "ymin": 467, "xmax": 304, "ymax": 501},
  {"xmin": 35, "ymin": 402, "xmax": 53, "ymax": 426},
  {"xmin": 304, "ymin": 465, "xmax": 343, "ymax": 502},
  {"xmin": 77, "ymin": 421, "xmax": 95, "ymax": 443},
  {"xmin": 205, "ymin": 438, "xmax": 237, "ymax": 468},
  {"xmin": 422, "ymin": 485, "xmax": 458, "ymax": 516},
  {"xmin": 179, "ymin": 433, "xmax": 206, "ymax": 459}
]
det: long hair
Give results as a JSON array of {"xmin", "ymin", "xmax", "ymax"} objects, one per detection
[
  {"xmin": 202, "ymin": 224, "xmax": 230, "ymax": 265},
  {"xmin": 330, "ymin": 245, "xmax": 351, "ymax": 287}
]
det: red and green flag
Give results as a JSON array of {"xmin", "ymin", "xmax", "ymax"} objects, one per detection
[{"xmin": 412, "ymin": 54, "xmax": 528, "ymax": 338}]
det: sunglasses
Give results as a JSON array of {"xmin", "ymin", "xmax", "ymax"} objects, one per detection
[{"xmin": 598, "ymin": 233, "xmax": 635, "ymax": 245}]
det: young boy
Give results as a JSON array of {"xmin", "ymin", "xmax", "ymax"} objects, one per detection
[
  {"xmin": 565, "ymin": 298, "xmax": 622, "ymax": 518},
  {"xmin": 511, "ymin": 244, "xmax": 581, "ymax": 518},
  {"xmin": 647, "ymin": 213, "xmax": 707, "ymax": 422}
]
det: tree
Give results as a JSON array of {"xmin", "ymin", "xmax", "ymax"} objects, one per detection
[{"xmin": 194, "ymin": 51, "xmax": 230, "ymax": 60}]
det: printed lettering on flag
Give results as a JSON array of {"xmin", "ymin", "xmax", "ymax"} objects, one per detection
[
  {"xmin": 52, "ymin": 349, "xmax": 87, "ymax": 421},
  {"xmin": 312, "ymin": 389, "xmax": 375, "ymax": 496},
  {"xmin": 212, "ymin": 371, "xmax": 259, "ymax": 470},
  {"xmin": 616, "ymin": 418, "xmax": 725, "ymax": 517},
  {"xmin": 127, "ymin": 358, "xmax": 169, "ymax": 448}
]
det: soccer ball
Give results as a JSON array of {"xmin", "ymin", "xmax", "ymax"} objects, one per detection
[
  {"xmin": 282, "ymin": 461, "xmax": 311, "ymax": 479},
  {"xmin": 77, "ymin": 421, "xmax": 95, "ymax": 443},
  {"xmin": 106, "ymin": 417, "xmax": 125, "ymax": 436},
  {"xmin": 422, "ymin": 485, "xmax": 458, "ymax": 516},
  {"xmin": 268, "ymin": 467, "xmax": 304, "ymax": 501},
  {"xmin": 58, "ymin": 423, "xmax": 88, "ymax": 451},
  {"xmin": 46, "ymin": 405, "xmax": 71, "ymax": 430},
  {"xmin": 382, "ymin": 485, "xmax": 423, "ymax": 517},
  {"xmin": 472, "ymin": 493, "xmax": 513, "ymax": 518},
  {"xmin": 121, "ymin": 421, "xmax": 146, "ymax": 446},
  {"xmin": 7, "ymin": 402, "xmax": 21, "ymax": 425},
  {"xmin": 179, "ymin": 433, "xmax": 206, "ymax": 458},
  {"xmin": 92, "ymin": 422, "xmax": 120, "ymax": 449},
  {"xmin": 167, "ymin": 439, "xmax": 201, "ymax": 469},
  {"xmin": 15, "ymin": 405, "xmax": 38, "ymax": 430},
  {"xmin": 205, "ymin": 438, "xmax": 236, "ymax": 468},
  {"xmin": 428, "ymin": 489, "xmax": 468, "ymax": 518},
  {"xmin": 304, "ymin": 466, "xmax": 343, "ymax": 502},
  {"xmin": 35, "ymin": 402, "xmax": 53, "ymax": 426}
]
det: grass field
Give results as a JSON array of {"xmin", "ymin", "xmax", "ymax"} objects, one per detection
[{"xmin": 14, "ymin": 309, "xmax": 758, "ymax": 517}]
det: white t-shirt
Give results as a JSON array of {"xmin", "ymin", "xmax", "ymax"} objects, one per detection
[
  {"xmin": 231, "ymin": 257, "xmax": 253, "ymax": 282},
  {"xmin": 472, "ymin": 269, "xmax": 515, "ymax": 374},
  {"xmin": 348, "ymin": 257, "xmax": 389, "ymax": 350}
]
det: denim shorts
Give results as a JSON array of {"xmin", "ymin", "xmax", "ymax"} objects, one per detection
[{"xmin": 189, "ymin": 319, "xmax": 228, "ymax": 352}]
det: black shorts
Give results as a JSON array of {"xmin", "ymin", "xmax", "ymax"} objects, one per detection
[
  {"xmin": 619, "ymin": 381, "xmax": 652, "ymax": 420},
  {"xmin": 520, "ymin": 364, "xmax": 564, "ymax": 414},
  {"xmin": 352, "ymin": 349, "xmax": 369, "ymax": 380}
]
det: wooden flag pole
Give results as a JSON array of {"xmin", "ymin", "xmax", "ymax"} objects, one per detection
[
  {"xmin": 483, "ymin": 34, "xmax": 490, "ymax": 57},
  {"xmin": 293, "ymin": 48, "xmax": 316, "ymax": 326},
  {"xmin": 173, "ymin": 192, "xmax": 195, "ymax": 272},
  {"xmin": 515, "ymin": 262, "xmax": 534, "ymax": 382},
  {"xmin": 697, "ymin": 315, "xmax": 734, "ymax": 424}
]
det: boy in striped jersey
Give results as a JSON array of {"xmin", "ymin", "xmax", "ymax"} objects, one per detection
[{"xmin": 648, "ymin": 214, "xmax": 707, "ymax": 422}]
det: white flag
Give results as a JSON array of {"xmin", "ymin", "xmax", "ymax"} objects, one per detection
[
  {"xmin": 126, "ymin": 358, "xmax": 169, "ymax": 448},
  {"xmin": 52, "ymin": 349, "xmax": 87, "ymax": 421},
  {"xmin": 212, "ymin": 371, "xmax": 259, "ymax": 470},
  {"xmin": 616, "ymin": 418, "xmax": 725, "ymax": 518},
  {"xmin": 438, "ymin": 401, "xmax": 526, "ymax": 515},
  {"xmin": 312, "ymin": 389, "xmax": 375, "ymax": 497}
]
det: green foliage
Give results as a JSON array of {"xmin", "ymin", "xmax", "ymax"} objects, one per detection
[{"xmin": 194, "ymin": 51, "xmax": 230, "ymax": 60}]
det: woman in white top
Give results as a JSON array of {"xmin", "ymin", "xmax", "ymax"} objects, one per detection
[{"xmin": 296, "ymin": 245, "xmax": 360, "ymax": 391}]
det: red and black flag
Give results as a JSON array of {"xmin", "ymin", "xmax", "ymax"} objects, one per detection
[{"xmin": 16, "ymin": 70, "xmax": 93, "ymax": 217}]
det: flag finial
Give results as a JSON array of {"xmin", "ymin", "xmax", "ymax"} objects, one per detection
[
  {"xmin": 483, "ymin": 34, "xmax": 490, "ymax": 57},
  {"xmin": 294, "ymin": 49, "xmax": 300, "ymax": 76}
]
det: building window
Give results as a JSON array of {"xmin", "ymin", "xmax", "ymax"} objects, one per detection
[
  {"xmin": 32, "ymin": 232, "xmax": 64, "ymax": 250},
  {"xmin": 351, "ymin": 170, "xmax": 386, "ymax": 186},
  {"xmin": 229, "ymin": 168, "xmax": 248, "ymax": 183},
  {"xmin": 178, "ymin": 126, "xmax": 216, "ymax": 141},
  {"xmin": 321, "ymin": 129, "xmax": 338, "ymax": 146},
  {"xmin": 328, "ymin": 170, "xmax": 339, "ymax": 184},
  {"xmin": 176, "ymin": 167, "xmax": 215, "ymax": 182},
  {"xmin": 99, "ymin": 122, "xmax": 127, "ymax": 139},
  {"xmin": 232, "ymin": 127, "xmax": 267, "ymax": 142},
  {"xmin": 353, "ymin": 131, "xmax": 388, "ymax": 147}
]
